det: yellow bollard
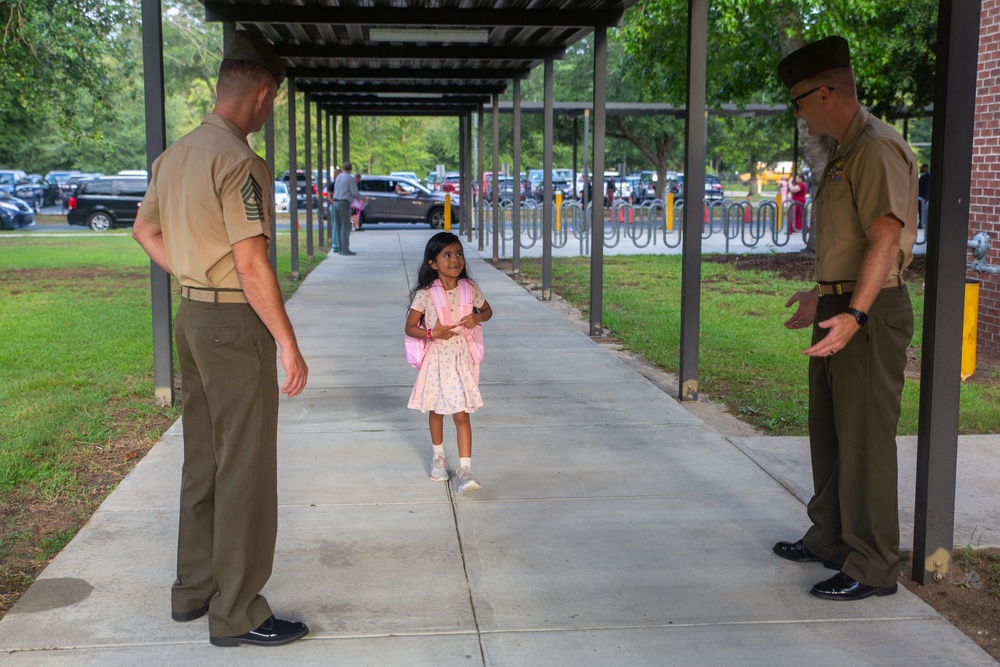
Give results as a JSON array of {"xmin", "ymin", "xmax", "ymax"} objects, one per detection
[
  {"xmin": 962, "ymin": 279, "xmax": 979, "ymax": 380},
  {"xmin": 555, "ymin": 192, "xmax": 562, "ymax": 232},
  {"xmin": 444, "ymin": 193, "xmax": 452, "ymax": 231},
  {"xmin": 666, "ymin": 192, "xmax": 675, "ymax": 231},
  {"xmin": 776, "ymin": 192, "xmax": 783, "ymax": 231}
]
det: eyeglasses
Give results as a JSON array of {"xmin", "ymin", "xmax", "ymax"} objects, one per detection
[{"xmin": 791, "ymin": 86, "xmax": 834, "ymax": 111}]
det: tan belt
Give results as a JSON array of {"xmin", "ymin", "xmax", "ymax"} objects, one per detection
[
  {"xmin": 816, "ymin": 276, "xmax": 903, "ymax": 297},
  {"xmin": 181, "ymin": 286, "xmax": 248, "ymax": 304}
]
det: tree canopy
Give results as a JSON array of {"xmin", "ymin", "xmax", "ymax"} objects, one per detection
[{"xmin": 0, "ymin": 1, "xmax": 938, "ymax": 182}]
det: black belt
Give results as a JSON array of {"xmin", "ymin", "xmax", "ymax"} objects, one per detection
[{"xmin": 334, "ymin": 198, "xmax": 351, "ymax": 203}]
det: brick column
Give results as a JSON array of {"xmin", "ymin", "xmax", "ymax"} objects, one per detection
[{"xmin": 971, "ymin": 0, "xmax": 1000, "ymax": 354}]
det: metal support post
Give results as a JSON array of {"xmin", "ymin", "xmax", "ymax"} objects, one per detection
[
  {"xmin": 477, "ymin": 105, "xmax": 485, "ymax": 251},
  {"xmin": 678, "ymin": 0, "xmax": 708, "ymax": 401},
  {"xmin": 492, "ymin": 93, "xmax": 500, "ymax": 262},
  {"xmin": 304, "ymin": 93, "xmax": 313, "ymax": 262},
  {"xmin": 542, "ymin": 57, "xmax": 555, "ymax": 300},
  {"xmin": 140, "ymin": 0, "xmax": 173, "ymax": 406},
  {"xmin": 589, "ymin": 30, "xmax": 606, "ymax": 330},
  {"xmin": 265, "ymin": 116, "xmax": 277, "ymax": 269},
  {"xmin": 288, "ymin": 77, "xmax": 299, "ymax": 280},
  {"xmin": 512, "ymin": 78, "xmax": 522, "ymax": 275},
  {"xmin": 913, "ymin": 0, "xmax": 981, "ymax": 585}
]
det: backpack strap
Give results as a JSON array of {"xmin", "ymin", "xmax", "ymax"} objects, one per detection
[
  {"xmin": 427, "ymin": 279, "xmax": 453, "ymax": 326},
  {"xmin": 458, "ymin": 279, "xmax": 474, "ymax": 318}
]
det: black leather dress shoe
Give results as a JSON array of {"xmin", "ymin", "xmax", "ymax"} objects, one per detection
[
  {"xmin": 171, "ymin": 604, "xmax": 209, "ymax": 622},
  {"xmin": 810, "ymin": 572, "xmax": 898, "ymax": 600},
  {"xmin": 210, "ymin": 615, "xmax": 309, "ymax": 647},
  {"xmin": 772, "ymin": 539, "xmax": 841, "ymax": 569}
]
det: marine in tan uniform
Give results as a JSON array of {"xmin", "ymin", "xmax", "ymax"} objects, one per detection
[
  {"xmin": 771, "ymin": 36, "xmax": 917, "ymax": 601},
  {"xmin": 132, "ymin": 31, "xmax": 310, "ymax": 646}
]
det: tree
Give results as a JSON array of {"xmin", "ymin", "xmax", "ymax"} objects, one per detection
[
  {"xmin": 709, "ymin": 115, "xmax": 791, "ymax": 196},
  {"xmin": 621, "ymin": 0, "xmax": 938, "ymax": 182},
  {"xmin": 0, "ymin": 0, "xmax": 139, "ymax": 168}
]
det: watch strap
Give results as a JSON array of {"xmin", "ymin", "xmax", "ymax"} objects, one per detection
[{"xmin": 846, "ymin": 307, "xmax": 868, "ymax": 326}]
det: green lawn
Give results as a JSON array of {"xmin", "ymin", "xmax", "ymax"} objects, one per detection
[{"xmin": 515, "ymin": 254, "xmax": 1000, "ymax": 436}]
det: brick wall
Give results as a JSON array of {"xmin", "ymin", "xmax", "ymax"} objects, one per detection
[{"xmin": 972, "ymin": 0, "xmax": 1000, "ymax": 356}]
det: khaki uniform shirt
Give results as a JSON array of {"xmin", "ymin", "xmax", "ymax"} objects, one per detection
[
  {"xmin": 814, "ymin": 107, "xmax": 918, "ymax": 284},
  {"xmin": 140, "ymin": 114, "xmax": 273, "ymax": 290}
]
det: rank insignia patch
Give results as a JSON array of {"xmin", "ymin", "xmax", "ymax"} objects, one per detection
[{"xmin": 241, "ymin": 175, "xmax": 264, "ymax": 222}]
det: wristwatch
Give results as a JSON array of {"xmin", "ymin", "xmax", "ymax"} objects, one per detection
[{"xmin": 845, "ymin": 307, "xmax": 869, "ymax": 327}]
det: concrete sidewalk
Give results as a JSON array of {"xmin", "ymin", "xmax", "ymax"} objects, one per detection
[{"xmin": 0, "ymin": 227, "xmax": 995, "ymax": 665}]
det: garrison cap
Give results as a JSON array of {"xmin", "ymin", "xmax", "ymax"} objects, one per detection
[
  {"xmin": 778, "ymin": 36, "xmax": 851, "ymax": 89},
  {"xmin": 223, "ymin": 30, "xmax": 286, "ymax": 86}
]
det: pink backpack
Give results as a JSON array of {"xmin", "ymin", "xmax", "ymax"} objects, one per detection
[{"xmin": 405, "ymin": 279, "xmax": 484, "ymax": 369}]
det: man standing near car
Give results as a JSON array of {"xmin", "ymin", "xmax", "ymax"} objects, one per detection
[
  {"xmin": 332, "ymin": 160, "xmax": 360, "ymax": 255},
  {"xmin": 131, "ymin": 30, "xmax": 310, "ymax": 647},
  {"xmin": 774, "ymin": 36, "xmax": 917, "ymax": 601}
]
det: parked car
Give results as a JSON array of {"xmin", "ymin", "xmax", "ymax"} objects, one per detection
[
  {"xmin": 0, "ymin": 170, "xmax": 27, "ymax": 196},
  {"xmin": 441, "ymin": 172, "xmax": 462, "ymax": 196},
  {"xmin": 274, "ymin": 180, "xmax": 291, "ymax": 213},
  {"xmin": 281, "ymin": 170, "xmax": 319, "ymax": 209},
  {"xmin": 0, "ymin": 191, "xmax": 35, "ymax": 230},
  {"xmin": 66, "ymin": 175, "xmax": 147, "ymax": 231},
  {"xmin": 484, "ymin": 174, "xmax": 517, "ymax": 202},
  {"xmin": 669, "ymin": 173, "xmax": 724, "ymax": 201},
  {"xmin": 356, "ymin": 175, "xmax": 458, "ymax": 229},
  {"xmin": 45, "ymin": 170, "xmax": 83, "ymax": 203},
  {"xmin": 527, "ymin": 169, "xmax": 573, "ymax": 201},
  {"xmin": 390, "ymin": 171, "xmax": 420, "ymax": 184},
  {"xmin": 21, "ymin": 174, "xmax": 61, "ymax": 208},
  {"xmin": 12, "ymin": 176, "xmax": 46, "ymax": 211},
  {"xmin": 633, "ymin": 170, "xmax": 659, "ymax": 202}
]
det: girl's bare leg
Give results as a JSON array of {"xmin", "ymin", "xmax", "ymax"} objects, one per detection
[
  {"xmin": 429, "ymin": 411, "xmax": 444, "ymax": 445},
  {"xmin": 453, "ymin": 411, "xmax": 472, "ymax": 459}
]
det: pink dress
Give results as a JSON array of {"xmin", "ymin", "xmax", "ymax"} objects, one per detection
[{"xmin": 407, "ymin": 282, "xmax": 485, "ymax": 415}]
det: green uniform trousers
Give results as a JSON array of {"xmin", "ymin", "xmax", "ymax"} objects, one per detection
[
  {"xmin": 803, "ymin": 286, "xmax": 913, "ymax": 588},
  {"xmin": 172, "ymin": 299, "xmax": 279, "ymax": 637}
]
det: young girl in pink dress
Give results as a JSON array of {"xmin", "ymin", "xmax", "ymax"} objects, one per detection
[{"xmin": 405, "ymin": 232, "xmax": 493, "ymax": 493}]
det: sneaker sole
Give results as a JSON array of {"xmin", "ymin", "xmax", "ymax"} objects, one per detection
[
  {"xmin": 430, "ymin": 473, "xmax": 449, "ymax": 482},
  {"xmin": 456, "ymin": 481, "xmax": 482, "ymax": 493}
]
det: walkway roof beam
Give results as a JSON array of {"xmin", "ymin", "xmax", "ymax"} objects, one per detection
[
  {"xmin": 286, "ymin": 67, "xmax": 528, "ymax": 81},
  {"xmin": 203, "ymin": 4, "xmax": 624, "ymax": 28},
  {"xmin": 301, "ymin": 83, "xmax": 507, "ymax": 96}
]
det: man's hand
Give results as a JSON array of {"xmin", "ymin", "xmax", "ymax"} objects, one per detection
[
  {"xmin": 784, "ymin": 289, "xmax": 818, "ymax": 330},
  {"xmin": 803, "ymin": 313, "xmax": 861, "ymax": 358},
  {"xmin": 279, "ymin": 345, "xmax": 308, "ymax": 398}
]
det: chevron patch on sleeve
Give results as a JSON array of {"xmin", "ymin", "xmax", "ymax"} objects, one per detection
[{"xmin": 241, "ymin": 174, "xmax": 265, "ymax": 222}]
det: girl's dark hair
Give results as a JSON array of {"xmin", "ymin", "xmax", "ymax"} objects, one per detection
[{"xmin": 409, "ymin": 232, "xmax": 472, "ymax": 302}]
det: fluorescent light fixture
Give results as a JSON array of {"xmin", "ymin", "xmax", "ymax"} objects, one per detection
[
  {"xmin": 369, "ymin": 28, "xmax": 489, "ymax": 43},
  {"xmin": 376, "ymin": 92, "xmax": 444, "ymax": 99}
]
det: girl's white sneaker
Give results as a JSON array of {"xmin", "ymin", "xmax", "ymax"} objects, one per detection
[
  {"xmin": 454, "ymin": 466, "xmax": 481, "ymax": 493},
  {"xmin": 430, "ymin": 454, "xmax": 449, "ymax": 482}
]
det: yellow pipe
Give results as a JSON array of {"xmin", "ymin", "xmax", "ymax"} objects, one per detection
[
  {"xmin": 444, "ymin": 193, "xmax": 452, "ymax": 231},
  {"xmin": 962, "ymin": 280, "xmax": 979, "ymax": 380},
  {"xmin": 666, "ymin": 192, "xmax": 674, "ymax": 231},
  {"xmin": 776, "ymin": 192, "xmax": 783, "ymax": 231},
  {"xmin": 556, "ymin": 192, "xmax": 562, "ymax": 232}
]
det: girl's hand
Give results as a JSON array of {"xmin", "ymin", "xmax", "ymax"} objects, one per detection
[
  {"xmin": 459, "ymin": 313, "xmax": 480, "ymax": 329},
  {"xmin": 432, "ymin": 322, "xmax": 461, "ymax": 340}
]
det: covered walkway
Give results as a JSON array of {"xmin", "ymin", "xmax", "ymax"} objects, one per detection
[{"xmin": 0, "ymin": 229, "xmax": 994, "ymax": 665}]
